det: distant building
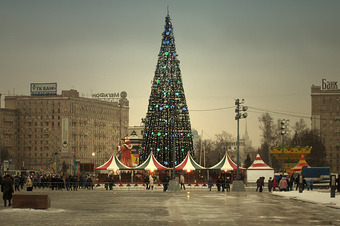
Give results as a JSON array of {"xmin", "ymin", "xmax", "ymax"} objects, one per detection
[
  {"xmin": 0, "ymin": 94, "xmax": 18, "ymax": 170},
  {"xmin": 2, "ymin": 89, "xmax": 129, "ymax": 174},
  {"xmin": 311, "ymin": 80, "xmax": 340, "ymax": 173}
]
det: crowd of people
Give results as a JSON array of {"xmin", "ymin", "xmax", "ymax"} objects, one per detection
[
  {"xmin": 207, "ymin": 176, "xmax": 231, "ymax": 192},
  {"xmin": 2, "ymin": 172, "xmax": 340, "ymax": 207},
  {"xmin": 1, "ymin": 174, "xmax": 97, "ymax": 193},
  {"xmin": 256, "ymin": 174, "xmax": 340, "ymax": 193}
]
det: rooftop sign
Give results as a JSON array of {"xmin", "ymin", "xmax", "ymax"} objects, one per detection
[
  {"xmin": 321, "ymin": 79, "xmax": 338, "ymax": 90},
  {"xmin": 91, "ymin": 91, "xmax": 127, "ymax": 102},
  {"xmin": 30, "ymin": 83, "xmax": 57, "ymax": 95}
]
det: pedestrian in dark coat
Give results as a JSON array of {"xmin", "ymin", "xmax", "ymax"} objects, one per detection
[
  {"xmin": 14, "ymin": 176, "xmax": 20, "ymax": 191},
  {"xmin": 162, "ymin": 176, "xmax": 169, "ymax": 192},
  {"xmin": 256, "ymin": 177, "xmax": 264, "ymax": 192},
  {"xmin": 144, "ymin": 176, "xmax": 150, "ymax": 190},
  {"xmin": 225, "ymin": 177, "xmax": 231, "ymax": 192},
  {"xmin": 1, "ymin": 175, "xmax": 14, "ymax": 207},
  {"xmin": 216, "ymin": 176, "xmax": 222, "ymax": 192},
  {"xmin": 207, "ymin": 176, "xmax": 213, "ymax": 191},
  {"xmin": 268, "ymin": 177, "xmax": 273, "ymax": 192}
]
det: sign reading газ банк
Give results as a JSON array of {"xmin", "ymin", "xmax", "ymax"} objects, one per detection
[{"xmin": 30, "ymin": 83, "xmax": 57, "ymax": 95}]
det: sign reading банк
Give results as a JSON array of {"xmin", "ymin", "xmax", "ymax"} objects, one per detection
[{"xmin": 321, "ymin": 79, "xmax": 338, "ymax": 90}]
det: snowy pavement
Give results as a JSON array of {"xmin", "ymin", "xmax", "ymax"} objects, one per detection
[
  {"xmin": 271, "ymin": 190, "xmax": 340, "ymax": 209},
  {"xmin": 1, "ymin": 189, "xmax": 339, "ymax": 225}
]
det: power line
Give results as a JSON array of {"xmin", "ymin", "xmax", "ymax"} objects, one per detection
[
  {"xmin": 190, "ymin": 106, "xmax": 234, "ymax": 112},
  {"xmin": 190, "ymin": 105, "xmax": 310, "ymax": 119},
  {"xmin": 248, "ymin": 106, "xmax": 310, "ymax": 119}
]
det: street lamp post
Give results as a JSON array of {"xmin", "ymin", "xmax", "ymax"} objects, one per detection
[
  {"xmin": 235, "ymin": 99, "xmax": 248, "ymax": 180},
  {"xmin": 280, "ymin": 119, "xmax": 290, "ymax": 176}
]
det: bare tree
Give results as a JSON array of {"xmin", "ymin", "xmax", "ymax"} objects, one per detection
[
  {"xmin": 258, "ymin": 113, "xmax": 276, "ymax": 166},
  {"xmin": 214, "ymin": 131, "xmax": 235, "ymax": 160},
  {"xmin": 292, "ymin": 119, "xmax": 307, "ymax": 145}
]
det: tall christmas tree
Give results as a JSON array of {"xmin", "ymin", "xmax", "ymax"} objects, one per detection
[{"xmin": 140, "ymin": 13, "xmax": 193, "ymax": 168}]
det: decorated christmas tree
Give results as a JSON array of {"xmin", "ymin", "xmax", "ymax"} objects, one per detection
[{"xmin": 140, "ymin": 13, "xmax": 193, "ymax": 168}]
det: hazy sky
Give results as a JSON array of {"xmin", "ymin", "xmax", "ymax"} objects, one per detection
[{"xmin": 1, "ymin": 0, "xmax": 339, "ymax": 147}]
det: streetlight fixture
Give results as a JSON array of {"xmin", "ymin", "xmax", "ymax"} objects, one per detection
[
  {"xmin": 280, "ymin": 119, "xmax": 290, "ymax": 176},
  {"xmin": 235, "ymin": 99, "xmax": 248, "ymax": 180}
]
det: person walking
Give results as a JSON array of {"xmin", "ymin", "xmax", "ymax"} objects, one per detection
[
  {"xmin": 216, "ymin": 176, "xmax": 222, "ymax": 192},
  {"xmin": 109, "ymin": 176, "xmax": 114, "ymax": 190},
  {"xmin": 256, "ymin": 177, "xmax": 264, "ymax": 192},
  {"xmin": 149, "ymin": 175, "xmax": 154, "ymax": 190},
  {"xmin": 144, "ymin": 175, "xmax": 150, "ymax": 190},
  {"xmin": 225, "ymin": 177, "xmax": 231, "ymax": 192},
  {"xmin": 14, "ymin": 176, "xmax": 20, "ymax": 192},
  {"xmin": 162, "ymin": 176, "xmax": 169, "ymax": 192},
  {"xmin": 279, "ymin": 177, "xmax": 288, "ymax": 191},
  {"xmin": 207, "ymin": 176, "xmax": 213, "ymax": 191},
  {"xmin": 180, "ymin": 174, "xmax": 185, "ymax": 190},
  {"xmin": 272, "ymin": 178, "xmax": 278, "ymax": 191},
  {"xmin": 268, "ymin": 177, "xmax": 273, "ymax": 192},
  {"xmin": 1, "ymin": 175, "xmax": 14, "ymax": 207},
  {"xmin": 26, "ymin": 177, "xmax": 33, "ymax": 191}
]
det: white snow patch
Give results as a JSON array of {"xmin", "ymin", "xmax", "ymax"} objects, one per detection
[
  {"xmin": 272, "ymin": 190, "xmax": 340, "ymax": 208},
  {"xmin": 1, "ymin": 208, "xmax": 66, "ymax": 213}
]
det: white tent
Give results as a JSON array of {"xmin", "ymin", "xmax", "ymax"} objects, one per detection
[{"xmin": 246, "ymin": 152, "xmax": 274, "ymax": 183}]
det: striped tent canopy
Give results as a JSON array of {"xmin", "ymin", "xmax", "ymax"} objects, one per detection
[
  {"xmin": 95, "ymin": 154, "xmax": 132, "ymax": 171},
  {"xmin": 209, "ymin": 151, "xmax": 245, "ymax": 171},
  {"xmin": 290, "ymin": 154, "xmax": 310, "ymax": 172},
  {"xmin": 133, "ymin": 152, "xmax": 171, "ymax": 171},
  {"xmin": 175, "ymin": 152, "xmax": 206, "ymax": 171},
  {"xmin": 247, "ymin": 152, "xmax": 273, "ymax": 170}
]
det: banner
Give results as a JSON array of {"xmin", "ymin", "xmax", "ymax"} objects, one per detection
[
  {"xmin": 269, "ymin": 147, "xmax": 312, "ymax": 154},
  {"xmin": 131, "ymin": 153, "xmax": 139, "ymax": 166}
]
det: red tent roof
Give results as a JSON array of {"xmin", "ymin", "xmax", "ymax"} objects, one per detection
[
  {"xmin": 175, "ymin": 152, "xmax": 206, "ymax": 171},
  {"xmin": 247, "ymin": 153, "xmax": 274, "ymax": 170},
  {"xmin": 291, "ymin": 154, "xmax": 310, "ymax": 172},
  {"xmin": 133, "ymin": 152, "xmax": 171, "ymax": 171}
]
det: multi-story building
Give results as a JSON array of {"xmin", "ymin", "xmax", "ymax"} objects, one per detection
[
  {"xmin": 311, "ymin": 80, "xmax": 340, "ymax": 173},
  {"xmin": 0, "ymin": 94, "xmax": 18, "ymax": 170},
  {"xmin": 3, "ymin": 89, "xmax": 129, "ymax": 174}
]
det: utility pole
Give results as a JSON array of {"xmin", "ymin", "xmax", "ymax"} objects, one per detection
[
  {"xmin": 232, "ymin": 99, "xmax": 247, "ymax": 192},
  {"xmin": 280, "ymin": 119, "xmax": 290, "ymax": 176},
  {"xmin": 235, "ymin": 99, "xmax": 248, "ymax": 180}
]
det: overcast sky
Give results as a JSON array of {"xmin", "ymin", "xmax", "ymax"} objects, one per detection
[{"xmin": 1, "ymin": 0, "xmax": 339, "ymax": 147}]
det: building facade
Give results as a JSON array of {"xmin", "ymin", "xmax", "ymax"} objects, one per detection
[
  {"xmin": 3, "ymin": 89, "xmax": 129, "ymax": 174},
  {"xmin": 311, "ymin": 82, "xmax": 340, "ymax": 173},
  {"xmin": 0, "ymin": 93, "xmax": 18, "ymax": 170}
]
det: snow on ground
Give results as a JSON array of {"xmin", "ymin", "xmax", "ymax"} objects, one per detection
[{"xmin": 272, "ymin": 190, "xmax": 340, "ymax": 209}]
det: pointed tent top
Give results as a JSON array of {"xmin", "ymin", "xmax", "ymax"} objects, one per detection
[
  {"xmin": 95, "ymin": 154, "xmax": 132, "ymax": 171},
  {"xmin": 247, "ymin": 152, "xmax": 273, "ymax": 170},
  {"xmin": 209, "ymin": 151, "xmax": 245, "ymax": 171},
  {"xmin": 291, "ymin": 154, "xmax": 310, "ymax": 172},
  {"xmin": 175, "ymin": 152, "xmax": 206, "ymax": 171},
  {"xmin": 133, "ymin": 151, "xmax": 171, "ymax": 171}
]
